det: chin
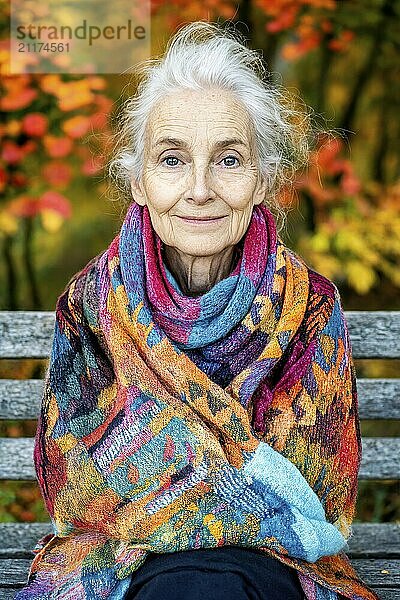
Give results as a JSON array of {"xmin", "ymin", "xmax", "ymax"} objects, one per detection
[{"xmin": 176, "ymin": 243, "xmax": 228, "ymax": 257}]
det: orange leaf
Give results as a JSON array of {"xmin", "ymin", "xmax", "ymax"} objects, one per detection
[
  {"xmin": 281, "ymin": 43, "xmax": 301, "ymax": 61},
  {"xmin": 40, "ymin": 74, "xmax": 62, "ymax": 95},
  {"xmin": 43, "ymin": 135, "xmax": 73, "ymax": 158},
  {"xmin": 6, "ymin": 120, "xmax": 22, "ymax": 137},
  {"xmin": 56, "ymin": 80, "xmax": 94, "ymax": 112},
  {"xmin": 8, "ymin": 196, "xmax": 39, "ymax": 217},
  {"xmin": 266, "ymin": 6, "xmax": 298, "ymax": 33},
  {"xmin": 0, "ymin": 79, "xmax": 37, "ymax": 111},
  {"xmin": 62, "ymin": 115, "xmax": 92, "ymax": 139},
  {"xmin": 87, "ymin": 76, "xmax": 107, "ymax": 90}
]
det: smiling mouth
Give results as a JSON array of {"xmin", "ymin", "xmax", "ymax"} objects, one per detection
[{"xmin": 176, "ymin": 215, "xmax": 227, "ymax": 224}]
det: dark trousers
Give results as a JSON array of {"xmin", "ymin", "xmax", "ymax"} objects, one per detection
[{"xmin": 125, "ymin": 546, "xmax": 305, "ymax": 600}]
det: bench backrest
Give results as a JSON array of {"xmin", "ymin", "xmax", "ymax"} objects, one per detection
[{"xmin": 0, "ymin": 310, "xmax": 399, "ymax": 482}]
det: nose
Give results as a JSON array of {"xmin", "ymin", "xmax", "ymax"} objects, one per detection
[{"xmin": 185, "ymin": 164, "xmax": 215, "ymax": 205}]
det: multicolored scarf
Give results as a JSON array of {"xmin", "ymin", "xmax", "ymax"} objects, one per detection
[{"xmin": 16, "ymin": 202, "xmax": 378, "ymax": 600}]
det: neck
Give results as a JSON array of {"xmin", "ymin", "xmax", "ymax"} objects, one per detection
[{"xmin": 163, "ymin": 245, "xmax": 237, "ymax": 297}]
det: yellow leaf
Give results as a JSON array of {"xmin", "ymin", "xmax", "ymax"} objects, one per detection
[
  {"xmin": 311, "ymin": 254, "xmax": 341, "ymax": 279},
  {"xmin": 346, "ymin": 261, "xmax": 377, "ymax": 294},
  {"xmin": 0, "ymin": 211, "xmax": 19, "ymax": 235},
  {"xmin": 40, "ymin": 209, "xmax": 64, "ymax": 232},
  {"xmin": 311, "ymin": 231, "xmax": 330, "ymax": 253}
]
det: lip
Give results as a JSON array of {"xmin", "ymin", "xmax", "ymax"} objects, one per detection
[{"xmin": 176, "ymin": 215, "xmax": 227, "ymax": 225}]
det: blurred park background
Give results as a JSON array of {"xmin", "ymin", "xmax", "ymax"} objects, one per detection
[{"xmin": 0, "ymin": 1, "xmax": 399, "ymax": 524}]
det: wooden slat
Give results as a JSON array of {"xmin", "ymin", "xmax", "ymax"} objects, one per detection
[
  {"xmin": 350, "ymin": 559, "xmax": 400, "ymax": 587},
  {"xmin": 355, "ymin": 589, "xmax": 400, "ymax": 599},
  {"xmin": 346, "ymin": 311, "xmax": 400, "ymax": 359},
  {"xmin": 357, "ymin": 379, "xmax": 400, "ymax": 420},
  {"xmin": 359, "ymin": 591, "xmax": 400, "ymax": 600},
  {"xmin": 0, "ymin": 557, "xmax": 398, "ymax": 590},
  {"xmin": 0, "ymin": 558, "xmax": 43, "ymax": 587},
  {"xmin": 0, "ymin": 380, "xmax": 45, "ymax": 420},
  {"xmin": 1, "ymin": 311, "xmax": 400, "ymax": 359},
  {"xmin": 2, "ymin": 523, "xmax": 395, "ymax": 559},
  {"xmin": 1, "ymin": 377, "xmax": 399, "ymax": 421},
  {"xmin": 0, "ymin": 312, "xmax": 55, "ymax": 359},
  {"xmin": 0, "ymin": 439, "xmax": 35, "ymax": 480},
  {"xmin": 361, "ymin": 438, "xmax": 400, "ymax": 479},
  {"xmin": 347, "ymin": 523, "xmax": 400, "ymax": 558},
  {"xmin": 0, "ymin": 437, "xmax": 399, "ymax": 481},
  {"xmin": 0, "ymin": 523, "xmax": 52, "ymax": 557}
]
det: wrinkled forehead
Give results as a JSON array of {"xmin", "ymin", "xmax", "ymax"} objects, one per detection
[{"xmin": 145, "ymin": 88, "xmax": 255, "ymax": 153}]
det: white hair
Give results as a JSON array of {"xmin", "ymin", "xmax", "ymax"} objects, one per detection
[{"xmin": 108, "ymin": 20, "xmax": 315, "ymax": 229}]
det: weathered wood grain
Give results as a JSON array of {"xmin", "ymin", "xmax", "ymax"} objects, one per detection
[
  {"xmin": 356, "ymin": 379, "xmax": 400, "ymax": 420},
  {"xmin": 0, "ymin": 312, "xmax": 55, "ymax": 359},
  {"xmin": 0, "ymin": 558, "xmax": 39, "ymax": 586},
  {"xmin": 1, "ymin": 378, "xmax": 398, "ymax": 420},
  {"xmin": 346, "ymin": 523, "xmax": 400, "ymax": 558},
  {"xmin": 1, "ymin": 311, "xmax": 400, "ymax": 359},
  {"xmin": 0, "ymin": 523, "xmax": 398, "ymax": 559},
  {"xmin": 349, "ymin": 559, "xmax": 400, "ymax": 587},
  {"xmin": 0, "ymin": 437, "xmax": 399, "ymax": 480},
  {"xmin": 0, "ymin": 439, "xmax": 34, "ymax": 480},
  {"xmin": 345, "ymin": 311, "xmax": 400, "ymax": 359},
  {"xmin": 361, "ymin": 438, "xmax": 400, "ymax": 479},
  {"xmin": 0, "ymin": 380, "xmax": 45, "ymax": 420},
  {"xmin": 0, "ymin": 523, "xmax": 52, "ymax": 557}
]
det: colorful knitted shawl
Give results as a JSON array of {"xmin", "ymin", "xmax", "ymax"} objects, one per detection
[{"xmin": 16, "ymin": 202, "xmax": 378, "ymax": 600}]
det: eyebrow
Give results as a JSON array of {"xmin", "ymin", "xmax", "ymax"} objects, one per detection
[{"xmin": 153, "ymin": 137, "xmax": 248, "ymax": 151}]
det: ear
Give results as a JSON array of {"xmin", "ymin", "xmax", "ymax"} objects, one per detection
[
  {"xmin": 130, "ymin": 178, "xmax": 146, "ymax": 207},
  {"xmin": 253, "ymin": 175, "xmax": 268, "ymax": 206}
]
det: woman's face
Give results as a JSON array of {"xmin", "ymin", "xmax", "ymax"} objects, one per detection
[{"xmin": 131, "ymin": 88, "xmax": 267, "ymax": 258}]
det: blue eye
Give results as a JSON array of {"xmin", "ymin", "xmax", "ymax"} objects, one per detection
[
  {"xmin": 221, "ymin": 155, "xmax": 240, "ymax": 167},
  {"xmin": 162, "ymin": 155, "xmax": 181, "ymax": 167},
  {"xmin": 160, "ymin": 155, "xmax": 239, "ymax": 167}
]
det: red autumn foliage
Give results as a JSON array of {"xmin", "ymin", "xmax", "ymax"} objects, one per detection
[
  {"xmin": 38, "ymin": 190, "xmax": 72, "ymax": 218},
  {"xmin": 42, "ymin": 135, "xmax": 74, "ymax": 158},
  {"xmin": 1, "ymin": 40, "xmax": 113, "ymax": 237},
  {"xmin": 295, "ymin": 136, "xmax": 362, "ymax": 206},
  {"xmin": 21, "ymin": 113, "xmax": 49, "ymax": 137},
  {"xmin": 43, "ymin": 162, "xmax": 73, "ymax": 188}
]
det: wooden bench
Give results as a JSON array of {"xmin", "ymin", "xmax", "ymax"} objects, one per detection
[{"xmin": 0, "ymin": 310, "xmax": 399, "ymax": 599}]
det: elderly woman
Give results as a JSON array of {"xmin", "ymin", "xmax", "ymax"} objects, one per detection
[{"xmin": 17, "ymin": 21, "xmax": 377, "ymax": 600}]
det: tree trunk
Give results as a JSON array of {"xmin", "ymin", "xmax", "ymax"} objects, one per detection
[
  {"xmin": 315, "ymin": 35, "xmax": 334, "ymax": 115},
  {"xmin": 22, "ymin": 216, "xmax": 42, "ymax": 310},
  {"xmin": 372, "ymin": 98, "xmax": 389, "ymax": 183},
  {"xmin": 339, "ymin": 0, "xmax": 395, "ymax": 133},
  {"xmin": 2, "ymin": 234, "xmax": 18, "ymax": 310}
]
